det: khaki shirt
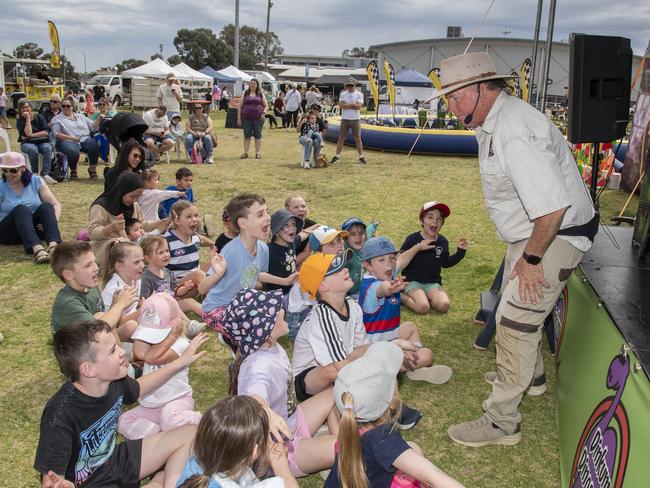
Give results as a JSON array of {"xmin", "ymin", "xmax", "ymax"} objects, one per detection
[{"xmin": 476, "ymin": 92, "xmax": 594, "ymax": 252}]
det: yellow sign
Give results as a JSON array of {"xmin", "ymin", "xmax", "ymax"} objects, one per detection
[{"xmin": 48, "ymin": 21, "xmax": 61, "ymax": 68}]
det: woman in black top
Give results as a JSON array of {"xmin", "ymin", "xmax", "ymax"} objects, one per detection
[{"xmin": 16, "ymin": 98, "xmax": 54, "ymax": 182}]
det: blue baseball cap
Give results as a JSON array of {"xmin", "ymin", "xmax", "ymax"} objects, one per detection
[
  {"xmin": 341, "ymin": 217, "xmax": 366, "ymax": 231},
  {"xmin": 362, "ymin": 236, "xmax": 397, "ymax": 261}
]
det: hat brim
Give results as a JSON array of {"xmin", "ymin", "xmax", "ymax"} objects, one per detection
[
  {"xmin": 325, "ymin": 248, "xmax": 353, "ymax": 276},
  {"xmin": 272, "ymin": 214, "xmax": 304, "ymax": 238},
  {"xmin": 131, "ymin": 325, "xmax": 172, "ymax": 344},
  {"xmin": 430, "ymin": 73, "xmax": 517, "ymax": 100},
  {"xmin": 420, "ymin": 202, "xmax": 451, "ymax": 220},
  {"xmin": 309, "ymin": 230, "xmax": 350, "ymax": 251}
]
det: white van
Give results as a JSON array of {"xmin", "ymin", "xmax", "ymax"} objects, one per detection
[{"xmin": 86, "ymin": 75, "xmax": 124, "ymax": 106}]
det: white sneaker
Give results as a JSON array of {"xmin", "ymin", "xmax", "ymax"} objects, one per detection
[
  {"xmin": 186, "ymin": 320, "xmax": 206, "ymax": 339},
  {"xmin": 207, "ymin": 155, "xmax": 214, "ymax": 164},
  {"xmin": 43, "ymin": 175, "xmax": 57, "ymax": 185},
  {"xmin": 303, "ymin": 160, "xmax": 311, "ymax": 169}
]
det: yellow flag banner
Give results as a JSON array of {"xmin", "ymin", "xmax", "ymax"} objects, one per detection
[
  {"xmin": 383, "ymin": 62, "xmax": 396, "ymax": 111},
  {"xmin": 366, "ymin": 61, "xmax": 380, "ymax": 112},
  {"xmin": 48, "ymin": 20, "xmax": 61, "ymax": 68},
  {"xmin": 520, "ymin": 58, "xmax": 532, "ymax": 102},
  {"xmin": 427, "ymin": 68, "xmax": 448, "ymax": 107}
]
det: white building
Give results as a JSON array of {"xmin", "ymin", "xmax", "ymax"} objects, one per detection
[{"xmin": 370, "ymin": 36, "xmax": 642, "ymax": 105}]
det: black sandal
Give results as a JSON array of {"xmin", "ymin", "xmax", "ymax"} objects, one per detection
[{"xmin": 34, "ymin": 249, "xmax": 50, "ymax": 264}]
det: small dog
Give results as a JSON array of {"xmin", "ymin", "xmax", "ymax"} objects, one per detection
[{"xmin": 315, "ymin": 154, "xmax": 328, "ymax": 168}]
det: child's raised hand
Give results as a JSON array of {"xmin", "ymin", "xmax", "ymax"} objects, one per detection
[
  {"xmin": 42, "ymin": 471, "xmax": 74, "ymax": 488},
  {"xmin": 417, "ymin": 239, "xmax": 437, "ymax": 252},
  {"xmin": 210, "ymin": 247, "xmax": 227, "ymax": 274},
  {"xmin": 178, "ymin": 332, "xmax": 209, "ymax": 367},
  {"xmin": 387, "ymin": 276, "xmax": 408, "ymax": 295},
  {"xmin": 113, "ymin": 284, "xmax": 138, "ymax": 309},
  {"xmin": 458, "ymin": 238, "xmax": 468, "ymax": 250},
  {"xmin": 177, "ymin": 191, "xmax": 186, "ymax": 198},
  {"xmin": 284, "ymin": 272, "xmax": 299, "ymax": 286}
]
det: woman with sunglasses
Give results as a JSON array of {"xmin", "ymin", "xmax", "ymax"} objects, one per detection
[
  {"xmin": 185, "ymin": 103, "xmax": 214, "ymax": 164},
  {"xmin": 51, "ymin": 99, "xmax": 100, "ymax": 179},
  {"xmin": 103, "ymin": 140, "xmax": 146, "ymax": 191},
  {"xmin": 0, "ymin": 152, "xmax": 62, "ymax": 264},
  {"xmin": 15, "ymin": 98, "xmax": 57, "ymax": 185}
]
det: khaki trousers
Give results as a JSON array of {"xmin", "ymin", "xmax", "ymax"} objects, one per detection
[{"xmin": 483, "ymin": 238, "xmax": 583, "ymax": 433}]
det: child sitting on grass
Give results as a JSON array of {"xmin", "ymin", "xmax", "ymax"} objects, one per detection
[
  {"xmin": 199, "ymin": 194, "xmax": 271, "ymax": 340},
  {"xmin": 214, "ymin": 208, "xmax": 239, "ymax": 252},
  {"xmin": 324, "ymin": 341, "xmax": 465, "ymax": 488},
  {"xmin": 359, "ymin": 236, "xmax": 453, "ymax": 384},
  {"xmin": 34, "ymin": 319, "xmax": 206, "ymax": 487},
  {"xmin": 50, "ymin": 241, "xmax": 138, "ymax": 338},
  {"xmin": 125, "ymin": 218, "xmax": 145, "ymax": 243},
  {"xmin": 223, "ymin": 288, "xmax": 338, "ymax": 477},
  {"xmin": 400, "ymin": 201, "xmax": 467, "ymax": 314},
  {"xmin": 164, "ymin": 200, "xmax": 213, "ymax": 296},
  {"xmin": 99, "ymin": 240, "xmax": 144, "ymax": 340},
  {"xmin": 138, "ymin": 168, "xmax": 186, "ymax": 222},
  {"xmin": 160, "ymin": 167, "xmax": 194, "ymax": 218},
  {"xmin": 265, "ymin": 209, "xmax": 311, "ymax": 294},
  {"xmin": 118, "ymin": 294, "xmax": 204, "ymax": 439},
  {"xmin": 284, "ymin": 195, "xmax": 317, "ymax": 265},
  {"xmin": 341, "ymin": 217, "xmax": 379, "ymax": 297},
  {"xmin": 291, "ymin": 251, "xmax": 422, "ymax": 430},
  {"xmin": 140, "ymin": 235, "xmax": 202, "ymax": 316},
  {"xmin": 176, "ymin": 396, "xmax": 299, "ymax": 488}
]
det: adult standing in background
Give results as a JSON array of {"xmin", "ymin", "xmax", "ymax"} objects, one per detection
[
  {"xmin": 273, "ymin": 92, "xmax": 287, "ymax": 128},
  {"xmin": 330, "ymin": 78, "xmax": 366, "ymax": 165},
  {"xmin": 157, "ymin": 73, "xmax": 183, "ymax": 119},
  {"xmin": 237, "ymin": 79, "xmax": 267, "ymax": 160},
  {"xmin": 305, "ymin": 85, "xmax": 322, "ymax": 110},
  {"xmin": 284, "ymin": 84, "xmax": 301, "ymax": 128},
  {"xmin": 438, "ymin": 53, "xmax": 596, "ymax": 447}
]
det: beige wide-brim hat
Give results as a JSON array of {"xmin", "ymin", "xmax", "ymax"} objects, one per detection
[{"xmin": 435, "ymin": 52, "xmax": 517, "ymax": 98}]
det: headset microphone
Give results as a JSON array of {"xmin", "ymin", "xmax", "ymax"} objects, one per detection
[{"xmin": 464, "ymin": 84, "xmax": 482, "ymax": 125}]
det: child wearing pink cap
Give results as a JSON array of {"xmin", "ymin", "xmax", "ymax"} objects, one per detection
[{"xmin": 118, "ymin": 293, "xmax": 204, "ymax": 439}]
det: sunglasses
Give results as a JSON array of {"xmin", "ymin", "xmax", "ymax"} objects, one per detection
[
  {"xmin": 194, "ymin": 106, "xmax": 202, "ymax": 110},
  {"xmin": 131, "ymin": 153, "xmax": 142, "ymax": 160},
  {"xmin": 2, "ymin": 168, "xmax": 21, "ymax": 174},
  {"xmin": 98, "ymin": 103, "xmax": 106, "ymax": 106},
  {"xmin": 50, "ymin": 100, "xmax": 60, "ymax": 103},
  {"xmin": 61, "ymin": 104, "xmax": 72, "ymax": 108}
]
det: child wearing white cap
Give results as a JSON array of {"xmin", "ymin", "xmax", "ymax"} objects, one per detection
[{"xmin": 325, "ymin": 342, "xmax": 465, "ymax": 488}]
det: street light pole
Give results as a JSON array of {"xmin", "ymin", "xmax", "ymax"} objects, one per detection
[
  {"xmin": 62, "ymin": 45, "xmax": 74, "ymax": 88},
  {"xmin": 76, "ymin": 48, "xmax": 87, "ymax": 75},
  {"xmin": 264, "ymin": 1, "xmax": 273, "ymax": 70},
  {"xmin": 234, "ymin": 0, "xmax": 240, "ymax": 68}
]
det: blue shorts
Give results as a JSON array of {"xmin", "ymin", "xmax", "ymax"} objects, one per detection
[
  {"xmin": 0, "ymin": 107, "xmax": 7, "ymax": 117},
  {"xmin": 242, "ymin": 118, "xmax": 263, "ymax": 139}
]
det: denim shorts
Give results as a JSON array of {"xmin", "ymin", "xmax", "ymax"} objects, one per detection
[
  {"xmin": 242, "ymin": 118, "xmax": 263, "ymax": 139},
  {"xmin": 0, "ymin": 107, "xmax": 7, "ymax": 117}
]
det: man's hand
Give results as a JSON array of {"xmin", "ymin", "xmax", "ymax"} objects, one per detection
[
  {"xmin": 177, "ymin": 332, "xmax": 209, "ymax": 367},
  {"xmin": 510, "ymin": 256, "xmax": 549, "ymax": 304}
]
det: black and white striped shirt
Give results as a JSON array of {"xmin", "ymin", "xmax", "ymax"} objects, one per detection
[{"xmin": 165, "ymin": 230, "xmax": 200, "ymax": 280}]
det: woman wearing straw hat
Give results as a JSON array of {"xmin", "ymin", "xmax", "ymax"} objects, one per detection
[
  {"xmin": 0, "ymin": 152, "xmax": 62, "ymax": 263},
  {"xmin": 437, "ymin": 52, "xmax": 595, "ymax": 447}
]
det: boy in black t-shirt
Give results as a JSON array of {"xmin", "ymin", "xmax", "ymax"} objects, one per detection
[
  {"xmin": 34, "ymin": 319, "xmax": 208, "ymax": 488},
  {"xmin": 400, "ymin": 201, "xmax": 468, "ymax": 315},
  {"xmin": 264, "ymin": 209, "xmax": 312, "ymax": 294}
]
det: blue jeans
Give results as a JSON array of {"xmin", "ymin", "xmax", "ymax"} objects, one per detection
[
  {"xmin": 94, "ymin": 133, "xmax": 110, "ymax": 162},
  {"xmin": 299, "ymin": 131, "xmax": 323, "ymax": 162},
  {"xmin": 56, "ymin": 138, "xmax": 99, "ymax": 170},
  {"xmin": 185, "ymin": 134, "xmax": 213, "ymax": 156},
  {"xmin": 21, "ymin": 142, "xmax": 53, "ymax": 176},
  {"xmin": 0, "ymin": 203, "xmax": 62, "ymax": 251},
  {"xmin": 286, "ymin": 307, "xmax": 312, "ymax": 342}
]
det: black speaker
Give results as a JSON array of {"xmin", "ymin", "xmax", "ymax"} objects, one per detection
[{"xmin": 567, "ymin": 34, "xmax": 632, "ymax": 143}]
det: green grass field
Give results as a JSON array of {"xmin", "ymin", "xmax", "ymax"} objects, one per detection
[{"xmin": 0, "ymin": 110, "xmax": 637, "ymax": 487}]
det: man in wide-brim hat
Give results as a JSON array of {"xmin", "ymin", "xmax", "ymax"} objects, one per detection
[{"xmin": 440, "ymin": 52, "xmax": 596, "ymax": 447}]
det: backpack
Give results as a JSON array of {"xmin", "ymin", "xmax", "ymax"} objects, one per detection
[
  {"xmin": 51, "ymin": 151, "xmax": 68, "ymax": 182},
  {"xmin": 191, "ymin": 138, "xmax": 205, "ymax": 164}
]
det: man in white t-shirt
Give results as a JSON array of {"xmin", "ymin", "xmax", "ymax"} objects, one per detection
[
  {"xmin": 157, "ymin": 73, "xmax": 183, "ymax": 118},
  {"xmin": 331, "ymin": 78, "xmax": 366, "ymax": 165},
  {"xmin": 284, "ymin": 84, "xmax": 302, "ymax": 128},
  {"xmin": 143, "ymin": 106, "xmax": 174, "ymax": 161}
]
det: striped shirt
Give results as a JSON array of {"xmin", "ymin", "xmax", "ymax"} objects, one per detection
[
  {"xmin": 358, "ymin": 275, "xmax": 401, "ymax": 342},
  {"xmin": 291, "ymin": 298, "xmax": 369, "ymax": 376},
  {"xmin": 164, "ymin": 230, "xmax": 200, "ymax": 280},
  {"xmin": 51, "ymin": 113, "xmax": 94, "ymax": 142}
]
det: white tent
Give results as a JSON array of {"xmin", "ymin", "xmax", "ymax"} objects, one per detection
[
  {"xmin": 122, "ymin": 58, "xmax": 188, "ymax": 80},
  {"xmin": 173, "ymin": 63, "xmax": 213, "ymax": 82},
  {"xmin": 217, "ymin": 65, "xmax": 253, "ymax": 81}
]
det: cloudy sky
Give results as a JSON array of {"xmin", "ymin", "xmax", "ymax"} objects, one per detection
[{"xmin": 1, "ymin": 0, "xmax": 648, "ymax": 72}]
